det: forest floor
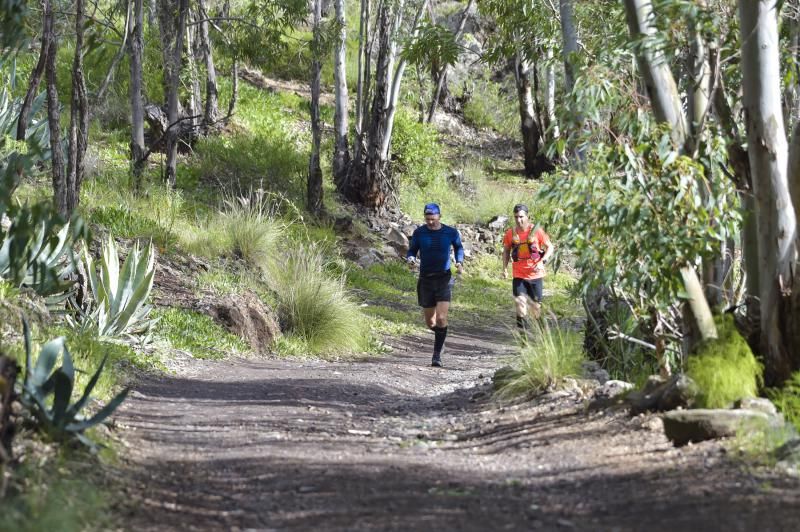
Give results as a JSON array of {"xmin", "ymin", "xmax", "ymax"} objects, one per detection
[{"xmin": 112, "ymin": 320, "xmax": 800, "ymax": 531}]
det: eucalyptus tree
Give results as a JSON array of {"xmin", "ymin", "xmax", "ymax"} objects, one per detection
[
  {"xmin": 479, "ymin": 0, "xmax": 557, "ymax": 177},
  {"xmin": 308, "ymin": 0, "xmax": 324, "ymax": 214},
  {"xmin": 157, "ymin": 0, "xmax": 189, "ymax": 188},
  {"xmin": 332, "ymin": 0, "xmax": 349, "ymax": 183},
  {"xmin": 341, "ymin": 0, "xmax": 430, "ymax": 211},
  {"xmin": 739, "ymin": 0, "xmax": 800, "ymax": 383},
  {"xmin": 43, "ymin": 0, "xmax": 65, "ymax": 214},
  {"xmin": 426, "ymin": 0, "xmax": 476, "ymax": 123},
  {"xmin": 197, "ymin": 0, "xmax": 219, "ymax": 131},
  {"xmin": 129, "ymin": 0, "xmax": 146, "ymax": 188},
  {"xmin": 64, "ymin": 0, "xmax": 89, "ymax": 217},
  {"xmin": 16, "ymin": 0, "xmax": 51, "ymax": 142}
]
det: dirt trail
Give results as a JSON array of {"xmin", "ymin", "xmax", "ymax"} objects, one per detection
[{"xmin": 115, "ymin": 324, "xmax": 800, "ymax": 531}]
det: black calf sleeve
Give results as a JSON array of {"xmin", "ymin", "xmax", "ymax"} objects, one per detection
[{"xmin": 433, "ymin": 326, "xmax": 448, "ymax": 355}]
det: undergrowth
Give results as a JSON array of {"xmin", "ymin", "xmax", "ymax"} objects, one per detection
[{"xmin": 768, "ymin": 371, "xmax": 800, "ymax": 432}]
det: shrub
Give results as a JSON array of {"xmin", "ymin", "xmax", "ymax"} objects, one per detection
[
  {"xmin": 767, "ymin": 371, "xmax": 800, "ymax": 432},
  {"xmin": 495, "ymin": 318, "xmax": 585, "ymax": 399},
  {"xmin": 266, "ymin": 246, "xmax": 368, "ymax": 355},
  {"xmin": 687, "ymin": 314, "xmax": 762, "ymax": 409},
  {"xmin": 392, "ymin": 109, "xmax": 447, "ymax": 189}
]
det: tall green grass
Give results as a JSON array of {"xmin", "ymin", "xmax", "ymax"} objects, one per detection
[
  {"xmin": 495, "ymin": 318, "xmax": 585, "ymax": 399},
  {"xmin": 266, "ymin": 246, "xmax": 368, "ymax": 355}
]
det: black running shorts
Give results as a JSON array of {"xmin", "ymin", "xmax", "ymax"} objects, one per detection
[
  {"xmin": 417, "ymin": 271, "xmax": 452, "ymax": 308},
  {"xmin": 512, "ymin": 277, "xmax": 543, "ymax": 302}
]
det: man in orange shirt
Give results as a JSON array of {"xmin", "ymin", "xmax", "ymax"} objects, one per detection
[{"xmin": 502, "ymin": 204, "xmax": 554, "ymax": 334}]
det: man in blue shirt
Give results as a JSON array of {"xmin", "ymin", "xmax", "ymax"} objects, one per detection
[{"xmin": 406, "ymin": 203, "xmax": 465, "ymax": 367}]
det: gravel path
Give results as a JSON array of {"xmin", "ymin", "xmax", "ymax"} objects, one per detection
[{"xmin": 114, "ymin": 324, "xmax": 800, "ymax": 531}]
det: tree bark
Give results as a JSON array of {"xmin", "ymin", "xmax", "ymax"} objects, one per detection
[
  {"xmin": 185, "ymin": 10, "xmax": 202, "ymax": 131},
  {"xmin": 226, "ymin": 58, "xmax": 238, "ymax": 123},
  {"xmin": 17, "ymin": 0, "xmax": 51, "ymax": 142},
  {"xmin": 545, "ymin": 48, "xmax": 559, "ymax": 141},
  {"xmin": 130, "ymin": 0, "xmax": 146, "ymax": 189},
  {"xmin": 332, "ymin": 0, "xmax": 350, "ymax": 185},
  {"xmin": 623, "ymin": 0, "xmax": 687, "ymax": 147},
  {"xmin": 308, "ymin": 0, "xmax": 324, "ymax": 214},
  {"xmin": 381, "ymin": 0, "xmax": 428, "ymax": 161},
  {"xmin": 65, "ymin": 0, "xmax": 89, "ymax": 218},
  {"xmin": 426, "ymin": 0, "xmax": 475, "ymax": 123},
  {"xmin": 515, "ymin": 53, "xmax": 544, "ymax": 177},
  {"xmin": 198, "ymin": 0, "xmax": 219, "ymax": 131},
  {"xmin": 161, "ymin": 0, "xmax": 189, "ymax": 188},
  {"xmin": 739, "ymin": 0, "xmax": 798, "ymax": 384},
  {"xmin": 559, "ymin": 0, "xmax": 578, "ymax": 94},
  {"xmin": 44, "ymin": 0, "xmax": 66, "ymax": 216}
]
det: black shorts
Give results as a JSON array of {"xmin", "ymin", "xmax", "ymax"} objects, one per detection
[
  {"xmin": 512, "ymin": 277, "xmax": 543, "ymax": 302},
  {"xmin": 417, "ymin": 271, "xmax": 452, "ymax": 308}
]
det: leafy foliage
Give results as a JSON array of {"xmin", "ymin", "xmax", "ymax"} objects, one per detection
[
  {"xmin": 539, "ymin": 128, "xmax": 739, "ymax": 321},
  {"xmin": 79, "ymin": 236, "xmax": 156, "ymax": 339},
  {"xmin": 20, "ymin": 321, "xmax": 129, "ymax": 446},
  {"xmin": 392, "ymin": 109, "xmax": 446, "ymax": 189},
  {"xmin": 687, "ymin": 315, "xmax": 762, "ymax": 409}
]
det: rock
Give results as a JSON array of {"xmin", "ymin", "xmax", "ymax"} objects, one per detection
[
  {"xmin": 487, "ymin": 215, "xmax": 508, "ymax": 230},
  {"xmin": 402, "ymin": 223, "xmax": 417, "ymax": 237},
  {"xmin": 206, "ymin": 291, "xmax": 281, "ymax": 353},
  {"xmin": 334, "ymin": 216, "xmax": 353, "ymax": 232},
  {"xmin": 733, "ymin": 397, "xmax": 778, "ymax": 416},
  {"xmin": 628, "ymin": 374, "xmax": 698, "ymax": 415},
  {"xmin": 385, "ymin": 227, "xmax": 409, "ymax": 248},
  {"xmin": 588, "ymin": 379, "xmax": 634, "ymax": 410},
  {"xmin": 357, "ymin": 249, "xmax": 383, "ymax": 269},
  {"xmin": 581, "ymin": 360, "xmax": 610, "ymax": 384},
  {"xmin": 662, "ymin": 408, "xmax": 779, "ymax": 446}
]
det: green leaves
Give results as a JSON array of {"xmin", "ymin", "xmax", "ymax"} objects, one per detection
[
  {"xmin": 539, "ymin": 128, "xmax": 740, "ymax": 319},
  {"xmin": 20, "ymin": 320, "xmax": 129, "ymax": 445}
]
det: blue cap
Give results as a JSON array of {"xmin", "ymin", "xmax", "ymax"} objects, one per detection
[{"xmin": 423, "ymin": 203, "xmax": 440, "ymax": 215}]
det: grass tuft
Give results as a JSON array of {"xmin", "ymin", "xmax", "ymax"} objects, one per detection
[
  {"xmin": 154, "ymin": 307, "xmax": 250, "ymax": 360},
  {"xmin": 495, "ymin": 318, "xmax": 585, "ymax": 399},
  {"xmin": 266, "ymin": 246, "xmax": 368, "ymax": 355}
]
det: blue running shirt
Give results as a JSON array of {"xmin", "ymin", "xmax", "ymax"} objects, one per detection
[{"xmin": 406, "ymin": 224, "xmax": 465, "ymax": 274}]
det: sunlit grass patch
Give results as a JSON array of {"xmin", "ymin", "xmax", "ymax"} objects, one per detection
[
  {"xmin": 154, "ymin": 307, "xmax": 249, "ymax": 360},
  {"xmin": 494, "ymin": 318, "xmax": 585, "ymax": 400},
  {"xmin": 347, "ymin": 261, "xmax": 417, "ymax": 302},
  {"xmin": 266, "ymin": 247, "xmax": 369, "ymax": 355}
]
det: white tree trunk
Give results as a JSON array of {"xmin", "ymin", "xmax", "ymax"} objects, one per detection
[
  {"xmin": 130, "ymin": 0, "xmax": 146, "ymax": 187},
  {"xmin": 332, "ymin": 0, "xmax": 350, "ymax": 183},
  {"xmin": 739, "ymin": 0, "xmax": 797, "ymax": 382},
  {"xmin": 380, "ymin": 0, "xmax": 428, "ymax": 160},
  {"xmin": 623, "ymin": 0, "xmax": 687, "ymax": 146},
  {"xmin": 559, "ymin": 0, "xmax": 578, "ymax": 94},
  {"xmin": 308, "ymin": 0, "xmax": 324, "ymax": 213},
  {"xmin": 546, "ymin": 48, "xmax": 559, "ymax": 140}
]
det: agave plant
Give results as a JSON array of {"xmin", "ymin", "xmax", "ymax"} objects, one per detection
[
  {"xmin": 81, "ymin": 235, "xmax": 157, "ymax": 338},
  {"xmin": 0, "ymin": 219, "xmax": 77, "ymax": 297},
  {"xmin": 20, "ymin": 320, "xmax": 129, "ymax": 446}
]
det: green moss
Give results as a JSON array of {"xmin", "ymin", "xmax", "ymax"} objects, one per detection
[{"xmin": 687, "ymin": 314, "xmax": 763, "ymax": 408}]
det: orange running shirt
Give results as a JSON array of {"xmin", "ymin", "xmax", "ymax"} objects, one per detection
[{"xmin": 503, "ymin": 226, "xmax": 550, "ymax": 280}]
